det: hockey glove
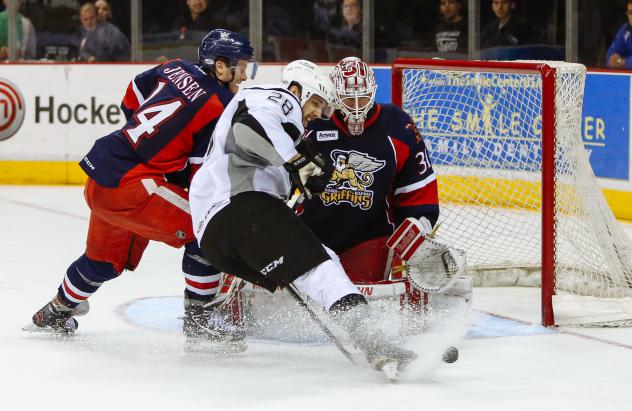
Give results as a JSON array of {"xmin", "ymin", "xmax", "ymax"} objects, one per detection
[
  {"xmin": 284, "ymin": 139, "xmax": 334, "ymax": 198},
  {"xmin": 387, "ymin": 217, "xmax": 466, "ymax": 294},
  {"xmin": 164, "ymin": 162, "xmax": 192, "ymax": 189}
]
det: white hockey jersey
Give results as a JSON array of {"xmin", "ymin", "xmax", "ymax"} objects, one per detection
[{"xmin": 189, "ymin": 83, "xmax": 304, "ymax": 243}]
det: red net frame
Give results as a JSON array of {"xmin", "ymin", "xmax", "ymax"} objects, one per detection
[{"xmin": 392, "ymin": 58, "xmax": 558, "ymax": 326}]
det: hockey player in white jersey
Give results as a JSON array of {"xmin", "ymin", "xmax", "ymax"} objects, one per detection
[{"xmin": 189, "ymin": 60, "xmax": 417, "ymax": 375}]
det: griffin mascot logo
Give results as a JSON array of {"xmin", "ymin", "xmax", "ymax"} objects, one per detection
[{"xmin": 320, "ymin": 149, "xmax": 386, "ymax": 209}]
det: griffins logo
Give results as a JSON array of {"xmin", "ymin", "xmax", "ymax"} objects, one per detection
[
  {"xmin": 0, "ymin": 78, "xmax": 25, "ymax": 141},
  {"xmin": 320, "ymin": 150, "xmax": 386, "ymax": 210}
]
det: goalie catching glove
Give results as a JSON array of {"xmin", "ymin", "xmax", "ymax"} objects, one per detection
[
  {"xmin": 387, "ymin": 217, "xmax": 466, "ymax": 294},
  {"xmin": 284, "ymin": 138, "xmax": 334, "ymax": 199}
]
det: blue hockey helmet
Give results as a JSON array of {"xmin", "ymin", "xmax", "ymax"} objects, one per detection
[{"xmin": 198, "ymin": 29, "xmax": 256, "ymax": 78}]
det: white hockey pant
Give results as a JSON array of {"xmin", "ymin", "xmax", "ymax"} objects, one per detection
[{"xmin": 292, "ymin": 246, "xmax": 360, "ymax": 311}]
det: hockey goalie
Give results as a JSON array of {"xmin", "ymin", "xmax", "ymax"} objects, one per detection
[{"xmin": 215, "ymin": 57, "xmax": 471, "ymax": 363}]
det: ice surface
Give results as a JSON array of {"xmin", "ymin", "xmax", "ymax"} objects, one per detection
[{"xmin": 1, "ymin": 186, "xmax": 632, "ymax": 410}]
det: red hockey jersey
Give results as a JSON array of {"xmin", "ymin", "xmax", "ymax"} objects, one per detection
[{"xmin": 80, "ymin": 59, "xmax": 233, "ymax": 188}]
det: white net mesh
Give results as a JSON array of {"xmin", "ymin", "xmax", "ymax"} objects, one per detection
[{"xmin": 399, "ymin": 60, "xmax": 632, "ymax": 326}]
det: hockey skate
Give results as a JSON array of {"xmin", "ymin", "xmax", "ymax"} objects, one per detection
[
  {"xmin": 333, "ymin": 301, "xmax": 417, "ymax": 381},
  {"xmin": 183, "ymin": 298, "xmax": 247, "ymax": 354},
  {"xmin": 363, "ymin": 337, "xmax": 418, "ymax": 381},
  {"xmin": 24, "ymin": 293, "xmax": 90, "ymax": 334}
]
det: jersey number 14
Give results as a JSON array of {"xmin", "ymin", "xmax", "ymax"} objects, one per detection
[{"xmin": 124, "ymin": 98, "xmax": 184, "ymax": 145}]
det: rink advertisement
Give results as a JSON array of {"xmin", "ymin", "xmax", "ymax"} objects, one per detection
[
  {"xmin": 0, "ymin": 63, "xmax": 152, "ymax": 183},
  {"xmin": 581, "ymin": 72, "xmax": 630, "ymax": 180},
  {"xmin": 0, "ymin": 63, "xmax": 631, "ymax": 219},
  {"xmin": 403, "ymin": 70, "xmax": 543, "ymax": 172},
  {"xmin": 0, "ymin": 78, "xmax": 26, "ymax": 142}
]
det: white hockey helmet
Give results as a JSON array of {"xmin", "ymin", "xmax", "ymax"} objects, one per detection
[
  {"xmin": 282, "ymin": 60, "xmax": 336, "ymax": 117},
  {"xmin": 331, "ymin": 56, "xmax": 377, "ymax": 135}
]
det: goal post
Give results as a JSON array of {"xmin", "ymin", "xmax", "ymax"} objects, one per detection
[{"xmin": 392, "ymin": 58, "xmax": 632, "ymax": 327}]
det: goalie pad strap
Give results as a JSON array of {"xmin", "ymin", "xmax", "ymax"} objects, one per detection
[{"xmin": 386, "ymin": 218, "xmax": 425, "ymax": 261}]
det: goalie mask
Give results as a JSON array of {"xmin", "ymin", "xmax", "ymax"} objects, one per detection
[
  {"xmin": 331, "ymin": 57, "xmax": 377, "ymax": 135},
  {"xmin": 282, "ymin": 60, "xmax": 336, "ymax": 118}
]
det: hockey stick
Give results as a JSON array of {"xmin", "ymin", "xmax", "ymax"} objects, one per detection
[
  {"xmin": 286, "ymin": 283, "xmax": 356, "ymax": 364},
  {"xmin": 286, "ymin": 189, "xmax": 304, "ymax": 211},
  {"xmin": 285, "ymin": 191, "xmax": 356, "ymax": 364}
]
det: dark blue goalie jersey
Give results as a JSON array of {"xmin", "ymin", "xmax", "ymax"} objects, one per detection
[{"xmin": 299, "ymin": 104, "xmax": 439, "ymax": 253}]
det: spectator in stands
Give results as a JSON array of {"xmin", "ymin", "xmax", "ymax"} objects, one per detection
[
  {"xmin": 173, "ymin": 0, "xmax": 218, "ymax": 38},
  {"xmin": 434, "ymin": 0, "xmax": 467, "ymax": 53},
  {"xmin": 481, "ymin": 0, "xmax": 535, "ymax": 49},
  {"xmin": 312, "ymin": 0, "xmax": 339, "ymax": 40},
  {"xmin": 374, "ymin": 2, "xmax": 401, "ymax": 52},
  {"xmin": 606, "ymin": 0, "xmax": 632, "ymax": 69},
  {"xmin": 77, "ymin": 2, "xmax": 130, "ymax": 62},
  {"xmin": 327, "ymin": 0, "xmax": 362, "ymax": 51},
  {"xmin": 95, "ymin": 0, "xmax": 112, "ymax": 23},
  {"xmin": 0, "ymin": 0, "xmax": 37, "ymax": 60}
]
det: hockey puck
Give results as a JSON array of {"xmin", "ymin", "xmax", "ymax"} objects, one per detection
[{"xmin": 442, "ymin": 346, "xmax": 459, "ymax": 363}]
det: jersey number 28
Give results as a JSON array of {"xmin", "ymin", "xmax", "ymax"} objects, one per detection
[{"xmin": 267, "ymin": 91, "xmax": 294, "ymax": 116}]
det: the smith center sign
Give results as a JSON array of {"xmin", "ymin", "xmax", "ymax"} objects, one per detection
[
  {"xmin": 0, "ymin": 64, "xmax": 628, "ymax": 183},
  {"xmin": 399, "ymin": 70, "xmax": 629, "ymax": 180}
]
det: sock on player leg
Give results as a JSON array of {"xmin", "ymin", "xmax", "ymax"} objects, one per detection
[{"xmin": 58, "ymin": 254, "xmax": 118, "ymax": 308}]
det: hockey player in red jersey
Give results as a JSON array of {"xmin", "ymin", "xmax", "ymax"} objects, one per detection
[
  {"xmin": 300, "ymin": 57, "xmax": 466, "ymax": 363},
  {"xmin": 301, "ymin": 56, "xmax": 439, "ymax": 284},
  {"xmin": 28, "ymin": 29, "xmax": 256, "ymax": 345}
]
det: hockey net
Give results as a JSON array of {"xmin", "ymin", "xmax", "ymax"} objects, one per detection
[{"xmin": 392, "ymin": 58, "xmax": 632, "ymax": 327}]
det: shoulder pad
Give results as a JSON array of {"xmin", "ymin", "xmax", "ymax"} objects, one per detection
[
  {"xmin": 306, "ymin": 117, "xmax": 334, "ymax": 131},
  {"xmin": 379, "ymin": 104, "xmax": 421, "ymax": 145}
]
